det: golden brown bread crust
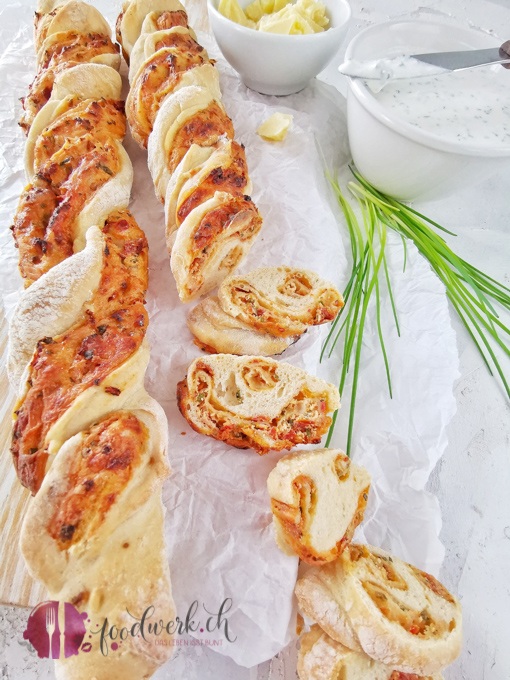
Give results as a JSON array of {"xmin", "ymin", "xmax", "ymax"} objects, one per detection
[
  {"xmin": 12, "ymin": 210, "xmax": 148, "ymax": 494},
  {"xmin": 120, "ymin": 1, "xmax": 262, "ymax": 300},
  {"xmin": 48, "ymin": 410, "xmax": 148, "ymax": 549},
  {"xmin": 126, "ymin": 35, "xmax": 211, "ymax": 148},
  {"xmin": 165, "ymin": 101, "xmax": 235, "ymax": 175},
  {"xmin": 176, "ymin": 140, "xmax": 249, "ymax": 225},
  {"xmin": 12, "ymin": 6, "xmax": 175, "ymax": 678},
  {"xmin": 20, "ymin": 29, "xmax": 119, "ymax": 135},
  {"xmin": 12, "ymin": 98, "xmax": 126, "ymax": 285}
]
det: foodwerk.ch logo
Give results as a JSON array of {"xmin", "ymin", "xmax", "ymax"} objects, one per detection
[{"xmin": 23, "ymin": 598, "xmax": 236, "ymax": 659}]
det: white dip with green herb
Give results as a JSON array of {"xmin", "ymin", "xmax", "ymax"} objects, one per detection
[{"xmin": 371, "ymin": 65, "xmax": 510, "ymax": 148}]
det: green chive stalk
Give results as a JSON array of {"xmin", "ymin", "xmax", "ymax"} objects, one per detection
[{"xmin": 323, "ymin": 167, "xmax": 510, "ymax": 454}]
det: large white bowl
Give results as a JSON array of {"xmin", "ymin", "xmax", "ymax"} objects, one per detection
[
  {"xmin": 345, "ymin": 20, "xmax": 510, "ymax": 201},
  {"xmin": 208, "ymin": 0, "xmax": 351, "ymax": 95}
]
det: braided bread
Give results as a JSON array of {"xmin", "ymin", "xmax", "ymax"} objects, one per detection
[
  {"xmin": 21, "ymin": 0, "xmax": 121, "ymax": 134},
  {"xmin": 187, "ymin": 266, "xmax": 343, "ymax": 355},
  {"xmin": 176, "ymin": 354, "xmax": 340, "ymax": 453},
  {"xmin": 267, "ymin": 448, "xmax": 370, "ymax": 564},
  {"xmin": 298, "ymin": 625, "xmax": 444, "ymax": 680},
  {"xmin": 117, "ymin": 0, "xmax": 263, "ymax": 302},
  {"xmin": 9, "ymin": 3, "xmax": 175, "ymax": 677},
  {"xmin": 295, "ymin": 544, "xmax": 462, "ymax": 675}
]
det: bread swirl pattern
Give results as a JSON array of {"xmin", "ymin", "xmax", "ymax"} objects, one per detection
[
  {"xmin": 118, "ymin": 0, "xmax": 263, "ymax": 302},
  {"xmin": 9, "ymin": 4, "xmax": 175, "ymax": 677},
  {"xmin": 177, "ymin": 354, "xmax": 340, "ymax": 453},
  {"xmin": 267, "ymin": 448, "xmax": 370, "ymax": 564},
  {"xmin": 187, "ymin": 266, "xmax": 343, "ymax": 356},
  {"xmin": 298, "ymin": 625, "xmax": 443, "ymax": 680},
  {"xmin": 295, "ymin": 544, "xmax": 462, "ymax": 675}
]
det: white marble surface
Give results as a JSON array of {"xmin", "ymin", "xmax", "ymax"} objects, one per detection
[{"xmin": 1, "ymin": 0, "xmax": 510, "ymax": 678}]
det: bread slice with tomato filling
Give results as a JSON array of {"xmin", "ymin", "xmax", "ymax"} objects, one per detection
[
  {"xmin": 218, "ymin": 266, "xmax": 344, "ymax": 338},
  {"xmin": 295, "ymin": 544, "xmax": 462, "ymax": 676},
  {"xmin": 267, "ymin": 448, "xmax": 370, "ymax": 564},
  {"xmin": 187, "ymin": 266, "xmax": 343, "ymax": 355},
  {"xmin": 298, "ymin": 625, "xmax": 444, "ymax": 680},
  {"xmin": 176, "ymin": 354, "xmax": 340, "ymax": 453},
  {"xmin": 187, "ymin": 295, "xmax": 295, "ymax": 356}
]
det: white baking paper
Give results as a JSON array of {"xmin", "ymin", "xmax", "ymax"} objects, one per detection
[{"xmin": 0, "ymin": 1, "xmax": 459, "ymax": 671}]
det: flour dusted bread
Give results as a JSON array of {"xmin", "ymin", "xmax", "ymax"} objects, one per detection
[
  {"xmin": 21, "ymin": 397, "xmax": 175, "ymax": 680},
  {"xmin": 187, "ymin": 296, "xmax": 295, "ymax": 355},
  {"xmin": 295, "ymin": 544, "xmax": 462, "ymax": 675},
  {"xmin": 7, "ymin": 225, "xmax": 104, "ymax": 391},
  {"xmin": 177, "ymin": 355, "xmax": 340, "ymax": 453},
  {"xmin": 298, "ymin": 625, "xmax": 444, "ymax": 680},
  {"xmin": 187, "ymin": 266, "xmax": 343, "ymax": 355},
  {"xmin": 11, "ymin": 4, "xmax": 175, "ymax": 678},
  {"xmin": 267, "ymin": 449, "xmax": 370, "ymax": 564}
]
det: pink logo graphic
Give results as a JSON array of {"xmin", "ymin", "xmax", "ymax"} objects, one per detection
[{"xmin": 23, "ymin": 601, "xmax": 88, "ymax": 659}]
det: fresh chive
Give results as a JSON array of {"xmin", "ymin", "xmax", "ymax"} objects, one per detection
[{"xmin": 323, "ymin": 167, "xmax": 510, "ymax": 453}]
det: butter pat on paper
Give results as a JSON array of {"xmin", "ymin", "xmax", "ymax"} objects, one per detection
[{"xmin": 257, "ymin": 113, "xmax": 294, "ymax": 141}]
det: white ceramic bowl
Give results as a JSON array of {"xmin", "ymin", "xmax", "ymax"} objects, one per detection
[
  {"xmin": 345, "ymin": 20, "xmax": 510, "ymax": 201},
  {"xmin": 208, "ymin": 0, "xmax": 351, "ymax": 95}
]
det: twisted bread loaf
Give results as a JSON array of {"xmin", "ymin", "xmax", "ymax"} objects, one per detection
[
  {"xmin": 117, "ymin": 0, "xmax": 263, "ymax": 302},
  {"xmin": 267, "ymin": 448, "xmax": 370, "ymax": 564},
  {"xmin": 295, "ymin": 544, "xmax": 462, "ymax": 675},
  {"xmin": 9, "ymin": 4, "xmax": 175, "ymax": 678},
  {"xmin": 177, "ymin": 354, "xmax": 340, "ymax": 453},
  {"xmin": 21, "ymin": 0, "xmax": 121, "ymax": 134},
  {"xmin": 298, "ymin": 625, "xmax": 444, "ymax": 680},
  {"xmin": 187, "ymin": 266, "xmax": 344, "ymax": 355}
]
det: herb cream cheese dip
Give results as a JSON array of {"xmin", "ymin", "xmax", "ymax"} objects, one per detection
[{"xmin": 371, "ymin": 65, "xmax": 510, "ymax": 149}]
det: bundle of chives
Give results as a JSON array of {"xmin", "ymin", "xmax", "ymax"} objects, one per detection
[{"xmin": 323, "ymin": 168, "xmax": 510, "ymax": 454}]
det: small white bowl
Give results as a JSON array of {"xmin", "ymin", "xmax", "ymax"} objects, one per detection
[
  {"xmin": 208, "ymin": 0, "xmax": 351, "ymax": 95},
  {"xmin": 345, "ymin": 20, "xmax": 510, "ymax": 201}
]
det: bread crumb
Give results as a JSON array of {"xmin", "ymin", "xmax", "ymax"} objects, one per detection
[{"xmin": 257, "ymin": 113, "xmax": 293, "ymax": 141}]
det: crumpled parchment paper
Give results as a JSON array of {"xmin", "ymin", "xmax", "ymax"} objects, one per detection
[{"xmin": 0, "ymin": 2, "xmax": 459, "ymax": 669}]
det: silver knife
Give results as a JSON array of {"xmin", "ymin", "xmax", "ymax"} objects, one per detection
[
  {"xmin": 413, "ymin": 40, "xmax": 510, "ymax": 72},
  {"xmin": 339, "ymin": 40, "xmax": 510, "ymax": 79}
]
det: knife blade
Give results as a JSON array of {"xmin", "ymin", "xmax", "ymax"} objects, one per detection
[
  {"xmin": 58, "ymin": 601, "xmax": 66, "ymax": 660},
  {"xmin": 412, "ymin": 45, "xmax": 510, "ymax": 72},
  {"xmin": 338, "ymin": 41, "xmax": 510, "ymax": 80}
]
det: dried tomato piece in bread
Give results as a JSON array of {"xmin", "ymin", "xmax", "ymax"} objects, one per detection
[{"xmin": 267, "ymin": 448, "xmax": 370, "ymax": 564}]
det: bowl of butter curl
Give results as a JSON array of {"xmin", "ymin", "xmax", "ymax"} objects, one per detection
[{"xmin": 208, "ymin": 0, "xmax": 351, "ymax": 95}]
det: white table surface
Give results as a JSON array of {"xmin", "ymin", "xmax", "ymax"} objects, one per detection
[{"xmin": 1, "ymin": 0, "xmax": 509, "ymax": 678}]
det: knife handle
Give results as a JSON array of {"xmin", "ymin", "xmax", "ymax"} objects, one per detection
[{"xmin": 501, "ymin": 41, "xmax": 510, "ymax": 69}]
